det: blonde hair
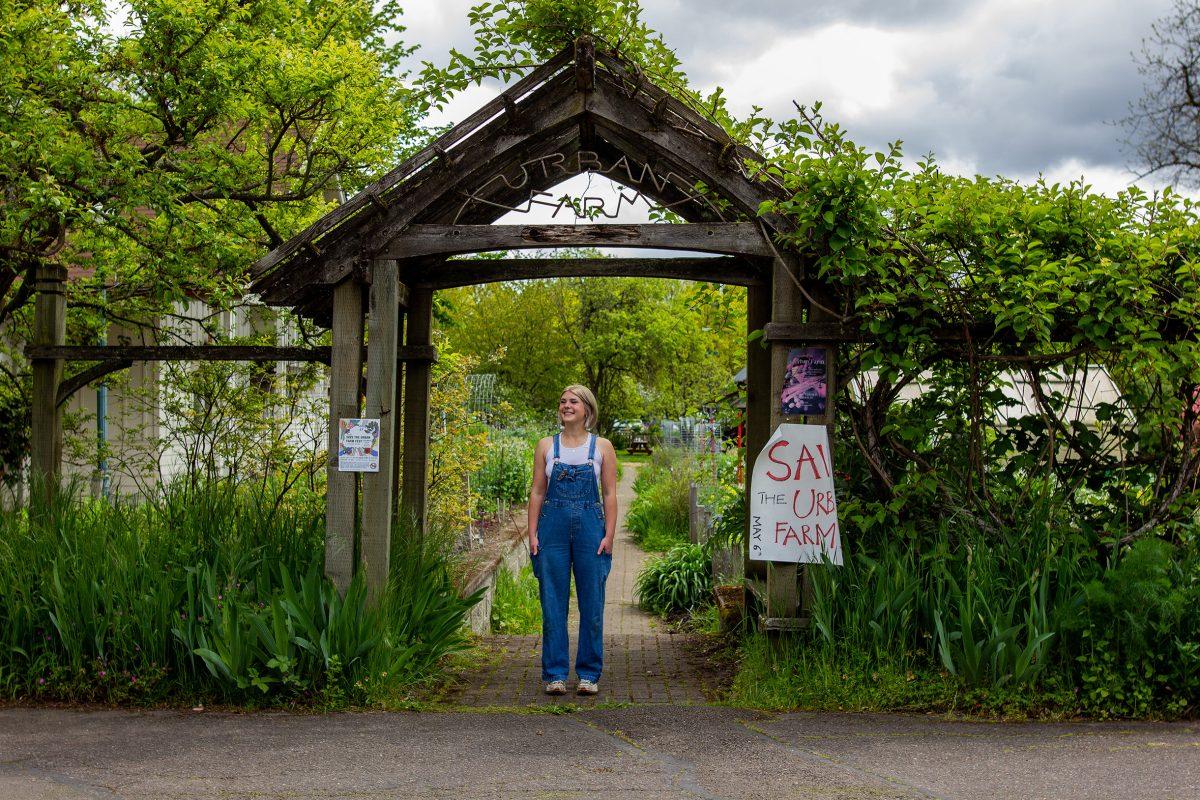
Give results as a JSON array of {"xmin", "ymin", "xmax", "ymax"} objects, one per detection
[{"xmin": 561, "ymin": 385, "xmax": 599, "ymax": 431}]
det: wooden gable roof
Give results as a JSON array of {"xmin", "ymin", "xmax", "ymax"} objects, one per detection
[{"xmin": 250, "ymin": 39, "xmax": 791, "ymax": 322}]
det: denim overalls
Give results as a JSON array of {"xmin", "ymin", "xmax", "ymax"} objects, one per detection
[{"xmin": 531, "ymin": 433, "xmax": 612, "ymax": 684}]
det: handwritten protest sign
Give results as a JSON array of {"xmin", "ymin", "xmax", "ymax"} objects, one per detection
[
  {"xmin": 338, "ymin": 418, "xmax": 381, "ymax": 472},
  {"xmin": 749, "ymin": 423, "xmax": 842, "ymax": 565}
]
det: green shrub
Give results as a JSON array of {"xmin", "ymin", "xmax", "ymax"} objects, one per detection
[
  {"xmin": 474, "ymin": 434, "xmax": 532, "ymax": 513},
  {"xmin": 1068, "ymin": 538, "xmax": 1200, "ymax": 717},
  {"xmin": 636, "ymin": 543, "xmax": 711, "ymax": 616},
  {"xmin": 0, "ymin": 480, "xmax": 480, "ymax": 705},
  {"xmin": 491, "ymin": 565, "xmax": 542, "ymax": 634},
  {"xmin": 626, "ymin": 452, "xmax": 692, "ymax": 552}
]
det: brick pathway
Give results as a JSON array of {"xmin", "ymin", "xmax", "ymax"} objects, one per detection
[{"xmin": 441, "ymin": 463, "xmax": 714, "ymax": 707}]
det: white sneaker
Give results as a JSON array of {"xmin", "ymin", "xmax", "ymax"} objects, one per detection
[
  {"xmin": 576, "ymin": 679, "xmax": 599, "ymax": 695},
  {"xmin": 544, "ymin": 680, "xmax": 567, "ymax": 695}
]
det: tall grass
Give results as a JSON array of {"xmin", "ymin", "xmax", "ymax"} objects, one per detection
[
  {"xmin": 625, "ymin": 449, "xmax": 692, "ymax": 552},
  {"xmin": 490, "ymin": 565, "xmax": 541, "ymax": 634},
  {"xmin": 0, "ymin": 481, "xmax": 479, "ymax": 704},
  {"xmin": 730, "ymin": 509, "xmax": 1200, "ymax": 717},
  {"xmin": 807, "ymin": 518, "xmax": 1086, "ymax": 688}
]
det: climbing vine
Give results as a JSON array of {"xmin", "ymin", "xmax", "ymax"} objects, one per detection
[{"xmin": 426, "ymin": 0, "xmax": 1200, "ymax": 544}]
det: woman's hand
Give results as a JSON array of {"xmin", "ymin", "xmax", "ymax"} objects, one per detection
[
  {"xmin": 529, "ymin": 536, "xmax": 539, "ymax": 556},
  {"xmin": 596, "ymin": 536, "xmax": 614, "ymax": 555}
]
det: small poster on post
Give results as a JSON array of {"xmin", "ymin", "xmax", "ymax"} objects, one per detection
[
  {"xmin": 749, "ymin": 423, "xmax": 842, "ymax": 565},
  {"xmin": 338, "ymin": 418, "xmax": 380, "ymax": 472},
  {"xmin": 781, "ymin": 347, "xmax": 827, "ymax": 416}
]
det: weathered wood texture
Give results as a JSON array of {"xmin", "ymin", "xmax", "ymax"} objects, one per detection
[
  {"xmin": 765, "ymin": 319, "xmax": 1198, "ymax": 346},
  {"xmin": 389, "ymin": 309, "xmax": 407, "ymax": 520},
  {"xmin": 28, "ymin": 344, "xmax": 438, "ymax": 363},
  {"xmin": 382, "ymin": 224, "xmax": 771, "ymax": 260},
  {"xmin": 400, "ymin": 288, "xmax": 434, "ymax": 536},
  {"xmin": 799, "ymin": 263, "xmax": 839, "ymax": 622},
  {"xmin": 360, "ymin": 260, "xmax": 401, "ymax": 604},
  {"xmin": 260, "ymin": 73, "xmax": 587, "ymax": 304},
  {"xmin": 39, "ymin": 345, "xmax": 436, "ymax": 408},
  {"xmin": 765, "ymin": 254, "xmax": 805, "ymax": 627},
  {"xmin": 574, "ymin": 35, "xmax": 595, "ymax": 91},
  {"xmin": 744, "ymin": 280, "xmax": 772, "ymax": 587},
  {"xmin": 30, "ymin": 265, "xmax": 67, "ymax": 482},
  {"xmin": 56, "ymin": 360, "xmax": 133, "ymax": 407},
  {"xmin": 247, "ymin": 43, "xmax": 799, "ymax": 317},
  {"xmin": 28, "ymin": 345, "xmax": 337, "ymax": 362},
  {"xmin": 250, "ymin": 47, "xmax": 575, "ymax": 279},
  {"xmin": 405, "ymin": 256, "xmax": 765, "ymax": 289},
  {"xmin": 325, "ymin": 281, "xmax": 365, "ymax": 596}
]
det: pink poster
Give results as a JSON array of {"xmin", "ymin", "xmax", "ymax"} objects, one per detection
[{"xmin": 781, "ymin": 347, "xmax": 827, "ymax": 416}]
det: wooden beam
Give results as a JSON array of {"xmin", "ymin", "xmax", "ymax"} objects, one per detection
[
  {"xmin": 762, "ymin": 320, "xmax": 1200, "ymax": 346},
  {"xmin": 29, "ymin": 345, "xmax": 333, "ymax": 362},
  {"xmin": 390, "ymin": 306, "xmax": 407, "ymax": 521},
  {"xmin": 765, "ymin": 253, "xmax": 805, "ymax": 631},
  {"xmin": 27, "ymin": 344, "xmax": 437, "ymax": 364},
  {"xmin": 57, "ymin": 360, "xmax": 134, "ymax": 407},
  {"xmin": 594, "ymin": 50, "xmax": 785, "ymax": 198},
  {"xmin": 30, "ymin": 264, "xmax": 67, "ymax": 483},
  {"xmin": 406, "ymin": 256, "xmax": 766, "ymax": 288},
  {"xmin": 574, "ymin": 36, "xmax": 595, "ymax": 92},
  {"xmin": 765, "ymin": 321, "xmax": 981, "ymax": 344},
  {"xmin": 586, "ymin": 72, "xmax": 792, "ymax": 232},
  {"xmin": 381, "ymin": 223, "xmax": 771, "ymax": 260},
  {"xmin": 325, "ymin": 280, "xmax": 365, "ymax": 596},
  {"xmin": 256, "ymin": 72, "xmax": 588, "ymax": 303},
  {"xmin": 250, "ymin": 47, "xmax": 575, "ymax": 280},
  {"xmin": 400, "ymin": 288, "xmax": 434, "ymax": 537},
  {"xmin": 272, "ymin": 266, "xmax": 410, "ymax": 312},
  {"xmin": 360, "ymin": 259, "xmax": 401, "ymax": 604}
]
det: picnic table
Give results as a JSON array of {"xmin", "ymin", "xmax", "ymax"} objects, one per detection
[{"xmin": 627, "ymin": 434, "xmax": 652, "ymax": 455}]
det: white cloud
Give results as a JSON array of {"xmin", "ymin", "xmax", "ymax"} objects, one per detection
[
  {"xmin": 711, "ymin": 23, "xmax": 935, "ymax": 121},
  {"xmin": 397, "ymin": 0, "xmax": 1182, "ymax": 189}
]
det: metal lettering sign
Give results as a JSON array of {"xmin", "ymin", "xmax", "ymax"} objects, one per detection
[{"xmin": 454, "ymin": 150, "xmax": 727, "ymax": 223}]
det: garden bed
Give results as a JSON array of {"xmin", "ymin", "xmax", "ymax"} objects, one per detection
[{"xmin": 456, "ymin": 505, "xmax": 531, "ymax": 634}]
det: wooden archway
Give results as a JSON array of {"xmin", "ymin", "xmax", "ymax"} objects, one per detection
[{"xmin": 28, "ymin": 38, "xmax": 831, "ymax": 630}]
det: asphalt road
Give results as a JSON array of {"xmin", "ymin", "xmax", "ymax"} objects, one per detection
[{"xmin": 1, "ymin": 705, "xmax": 1196, "ymax": 799}]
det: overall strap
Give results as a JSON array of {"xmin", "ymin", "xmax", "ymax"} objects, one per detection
[
  {"xmin": 587, "ymin": 434, "xmax": 603, "ymax": 507},
  {"xmin": 552, "ymin": 433, "xmax": 561, "ymax": 462}
]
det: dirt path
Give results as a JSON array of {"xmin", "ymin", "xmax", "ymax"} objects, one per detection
[{"xmin": 442, "ymin": 463, "xmax": 715, "ymax": 706}]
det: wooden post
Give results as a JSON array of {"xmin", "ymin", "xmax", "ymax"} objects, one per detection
[
  {"xmin": 400, "ymin": 287, "xmax": 434, "ymax": 536},
  {"xmin": 765, "ymin": 253, "xmax": 803, "ymax": 628},
  {"xmin": 390, "ymin": 309, "xmax": 407, "ymax": 518},
  {"xmin": 360, "ymin": 259, "xmax": 401, "ymax": 603},
  {"xmin": 30, "ymin": 264, "xmax": 67, "ymax": 486},
  {"xmin": 325, "ymin": 279, "xmax": 365, "ymax": 596},
  {"xmin": 803, "ymin": 282, "xmax": 839, "ymax": 618},
  {"xmin": 744, "ymin": 280, "xmax": 771, "ymax": 596}
]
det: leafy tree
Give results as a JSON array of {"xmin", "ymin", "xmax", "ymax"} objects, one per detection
[
  {"xmin": 1127, "ymin": 0, "xmax": 1200, "ymax": 185},
  {"xmin": 441, "ymin": 275, "xmax": 744, "ymax": 426},
  {"xmin": 0, "ymin": 0, "xmax": 417, "ymax": 390},
  {"xmin": 440, "ymin": 278, "xmax": 579, "ymax": 416}
]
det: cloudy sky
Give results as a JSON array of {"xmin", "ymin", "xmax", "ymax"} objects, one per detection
[{"xmin": 398, "ymin": 0, "xmax": 1180, "ymax": 198}]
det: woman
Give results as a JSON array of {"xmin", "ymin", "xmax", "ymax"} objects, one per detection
[{"xmin": 527, "ymin": 385, "xmax": 618, "ymax": 695}]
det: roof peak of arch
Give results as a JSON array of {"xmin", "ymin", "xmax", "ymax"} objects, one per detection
[{"xmin": 251, "ymin": 39, "xmax": 789, "ymax": 313}]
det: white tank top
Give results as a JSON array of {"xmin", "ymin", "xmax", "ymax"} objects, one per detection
[{"xmin": 544, "ymin": 434, "xmax": 603, "ymax": 488}]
